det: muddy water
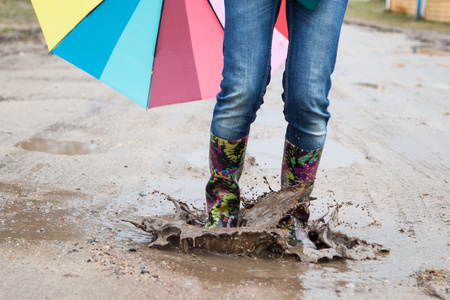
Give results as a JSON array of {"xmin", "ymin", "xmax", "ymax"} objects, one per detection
[
  {"xmin": 121, "ymin": 234, "xmax": 392, "ymax": 298},
  {"xmin": 137, "ymin": 247, "xmax": 354, "ymax": 298},
  {"xmin": 15, "ymin": 138, "xmax": 106, "ymax": 155},
  {"xmin": 0, "ymin": 182, "xmax": 81, "ymax": 241}
]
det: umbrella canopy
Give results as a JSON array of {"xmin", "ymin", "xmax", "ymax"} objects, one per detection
[{"xmin": 31, "ymin": 0, "xmax": 288, "ymax": 109}]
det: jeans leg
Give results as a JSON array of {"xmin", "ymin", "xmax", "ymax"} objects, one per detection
[
  {"xmin": 283, "ymin": 0, "xmax": 348, "ymax": 150},
  {"xmin": 211, "ymin": 0, "xmax": 282, "ymax": 141}
]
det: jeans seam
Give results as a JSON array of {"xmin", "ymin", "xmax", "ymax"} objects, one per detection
[
  {"xmin": 285, "ymin": 0, "xmax": 294, "ymax": 142},
  {"xmin": 256, "ymin": 0, "xmax": 282, "ymax": 110}
]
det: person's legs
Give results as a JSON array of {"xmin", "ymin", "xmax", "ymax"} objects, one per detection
[
  {"xmin": 279, "ymin": 0, "xmax": 348, "ymax": 246},
  {"xmin": 210, "ymin": 0, "xmax": 282, "ymax": 140},
  {"xmin": 206, "ymin": 0, "xmax": 282, "ymax": 228}
]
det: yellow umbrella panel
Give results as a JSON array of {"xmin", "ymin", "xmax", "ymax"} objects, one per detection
[{"xmin": 31, "ymin": 0, "xmax": 104, "ymax": 51}]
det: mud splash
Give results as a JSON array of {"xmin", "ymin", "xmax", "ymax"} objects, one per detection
[{"xmin": 128, "ymin": 184, "xmax": 389, "ymax": 263}]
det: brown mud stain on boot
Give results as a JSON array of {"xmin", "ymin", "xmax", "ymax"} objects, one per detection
[{"xmin": 125, "ymin": 183, "xmax": 389, "ymax": 263}]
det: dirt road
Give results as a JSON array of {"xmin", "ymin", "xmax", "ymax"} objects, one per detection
[{"xmin": 1, "ymin": 21, "xmax": 449, "ymax": 299}]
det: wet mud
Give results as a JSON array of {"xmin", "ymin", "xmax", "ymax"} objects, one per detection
[
  {"xmin": 129, "ymin": 184, "xmax": 389, "ymax": 263},
  {"xmin": 0, "ymin": 182, "xmax": 82, "ymax": 241},
  {"xmin": 415, "ymin": 268, "xmax": 450, "ymax": 299}
]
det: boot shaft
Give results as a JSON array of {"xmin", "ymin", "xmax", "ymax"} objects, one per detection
[
  {"xmin": 205, "ymin": 133, "xmax": 248, "ymax": 228},
  {"xmin": 281, "ymin": 139, "xmax": 323, "ymax": 189},
  {"xmin": 208, "ymin": 133, "xmax": 248, "ymax": 182}
]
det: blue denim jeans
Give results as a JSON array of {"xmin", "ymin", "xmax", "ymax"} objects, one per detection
[{"xmin": 210, "ymin": 0, "xmax": 348, "ymax": 150}]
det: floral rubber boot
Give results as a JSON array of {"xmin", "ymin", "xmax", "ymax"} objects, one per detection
[
  {"xmin": 205, "ymin": 133, "xmax": 248, "ymax": 229},
  {"xmin": 279, "ymin": 139, "xmax": 323, "ymax": 249}
]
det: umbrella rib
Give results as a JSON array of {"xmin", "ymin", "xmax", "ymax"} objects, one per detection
[
  {"xmin": 206, "ymin": 0, "xmax": 224, "ymax": 30},
  {"xmin": 153, "ymin": 0, "xmax": 166, "ymax": 58},
  {"xmin": 146, "ymin": 0, "xmax": 166, "ymax": 109}
]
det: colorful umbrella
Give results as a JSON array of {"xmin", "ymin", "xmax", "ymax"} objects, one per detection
[{"xmin": 31, "ymin": 0, "xmax": 288, "ymax": 109}]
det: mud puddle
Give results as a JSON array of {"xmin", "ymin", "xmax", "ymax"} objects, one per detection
[
  {"xmin": 118, "ymin": 235, "xmax": 394, "ymax": 298},
  {"xmin": 135, "ymin": 246, "xmax": 355, "ymax": 298},
  {"xmin": 0, "ymin": 183, "xmax": 85, "ymax": 241},
  {"xmin": 15, "ymin": 137, "xmax": 107, "ymax": 155}
]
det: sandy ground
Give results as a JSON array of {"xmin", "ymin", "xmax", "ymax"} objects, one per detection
[{"xmin": 0, "ymin": 21, "xmax": 449, "ymax": 299}]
